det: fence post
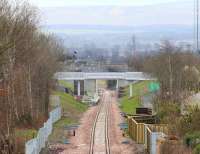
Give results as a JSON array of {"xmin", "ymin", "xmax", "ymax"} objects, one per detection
[
  {"xmin": 144, "ymin": 124, "xmax": 147, "ymax": 149},
  {"xmin": 151, "ymin": 132, "xmax": 163, "ymax": 154}
]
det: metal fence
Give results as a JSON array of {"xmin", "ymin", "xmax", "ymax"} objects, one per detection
[
  {"xmin": 25, "ymin": 107, "xmax": 62, "ymax": 154},
  {"xmin": 144, "ymin": 126, "xmax": 166, "ymax": 154}
]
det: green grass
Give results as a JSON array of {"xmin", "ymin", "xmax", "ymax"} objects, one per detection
[
  {"xmin": 58, "ymin": 80, "xmax": 74, "ymax": 91},
  {"xmin": 119, "ymin": 81, "xmax": 152, "ymax": 114},
  {"xmin": 15, "ymin": 129, "xmax": 37, "ymax": 140},
  {"xmin": 120, "ymin": 96, "xmax": 140, "ymax": 114},
  {"xmin": 54, "ymin": 117, "xmax": 77, "ymax": 128},
  {"xmin": 48, "ymin": 117, "xmax": 78, "ymax": 142},
  {"xmin": 53, "ymin": 91, "xmax": 88, "ymax": 113},
  {"xmin": 49, "ymin": 91, "xmax": 88, "ymax": 142},
  {"xmin": 131, "ymin": 81, "xmax": 152, "ymax": 97}
]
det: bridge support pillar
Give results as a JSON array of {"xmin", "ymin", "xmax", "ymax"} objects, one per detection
[
  {"xmin": 95, "ymin": 80, "xmax": 98, "ymax": 94},
  {"xmin": 116, "ymin": 80, "xmax": 119, "ymax": 90},
  {"xmin": 78, "ymin": 80, "xmax": 81, "ymax": 96},
  {"xmin": 74, "ymin": 80, "xmax": 84, "ymax": 96},
  {"xmin": 129, "ymin": 84, "xmax": 133, "ymax": 97}
]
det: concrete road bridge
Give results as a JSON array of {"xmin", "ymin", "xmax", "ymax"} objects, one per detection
[{"xmin": 55, "ymin": 72, "xmax": 155, "ymax": 97}]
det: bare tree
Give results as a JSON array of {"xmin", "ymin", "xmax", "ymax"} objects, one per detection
[
  {"xmin": 0, "ymin": 1, "xmax": 64, "ymax": 153},
  {"xmin": 143, "ymin": 41, "xmax": 200, "ymax": 101}
]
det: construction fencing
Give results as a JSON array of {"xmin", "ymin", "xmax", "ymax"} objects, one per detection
[
  {"xmin": 128, "ymin": 118, "xmax": 145, "ymax": 144},
  {"xmin": 25, "ymin": 107, "xmax": 62, "ymax": 154},
  {"xmin": 128, "ymin": 117, "xmax": 168, "ymax": 154}
]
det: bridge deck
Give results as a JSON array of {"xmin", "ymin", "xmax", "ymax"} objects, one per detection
[{"xmin": 55, "ymin": 72, "xmax": 155, "ymax": 81}]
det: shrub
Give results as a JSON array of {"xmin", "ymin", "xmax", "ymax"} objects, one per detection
[
  {"xmin": 16, "ymin": 114, "xmax": 33, "ymax": 127},
  {"xmin": 154, "ymin": 99, "xmax": 180, "ymax": 119},
  {"xmin": 178, "ymin": 107, "xmax": 200, "ymax": 136},
  {"xmin": 193, "ymin": 144, "xmax": 200, "ymax": 154},
  {"xmin": 184, "ymin": 131, "xmax": 200, "ymax": 148}
]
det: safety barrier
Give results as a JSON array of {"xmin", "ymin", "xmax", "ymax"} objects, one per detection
[
  {"xmin": 147, "ymin": 124, "xmax": 168, "ymax": 134},
  {"xmin": 25, "ymin": 107, "xmax": 62, "ymax": 154},
  {"xmin": 128, "ymin": 117, "xmax": 168, "ymax": 154},
  {"xmin": 128, "ymin": 118, "xmax": 145, "ymax": 144}
]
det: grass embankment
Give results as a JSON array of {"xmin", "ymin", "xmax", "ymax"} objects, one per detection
[
  {"xmin": 15, "ymin": 129, "xmax": 37, "ymax": 141},
  {"xmin": 58, "ymin": 80, "xmax": 74, "ymax": 91},
  {"xmin": 49, "ymin": 80, "xmax": 88, "ymax": 142},
  {"xmin": 120, "ymin": 81, "xmax": 151, "ymax": 114},
  {"xmin": 15, "ymin": 128, "xmax": 38, "ymax": 152},
  {"xmin": 15, "ymin": 81, "xmax": 83, "ymax": 145}
]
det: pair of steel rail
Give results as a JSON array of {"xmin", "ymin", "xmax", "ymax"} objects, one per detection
[{"xmin": 89, "ymin": 92, "xmax": 111, "ymax": 154}]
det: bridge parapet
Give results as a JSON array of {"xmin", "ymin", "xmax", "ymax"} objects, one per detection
[
  {"xmin": 85, "ymin": 72, "xmax": 125, "ymax": 80},
  {"xmin": 55, "ymin": 72, "xmax": 155, "ymax": 81},
  {"xmin": 55, "ymin": 72, "xmax": 85, "ymax": 80},
  {"xmin": 125, "ymin": 72, "xmax": 152, "ymax": 80}
]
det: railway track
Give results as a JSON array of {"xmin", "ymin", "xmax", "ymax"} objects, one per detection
[{"xmin": 89, "ymin": 91, "xmax": 111, "ymax": 154}]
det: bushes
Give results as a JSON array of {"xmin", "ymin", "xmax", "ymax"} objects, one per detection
[
  {"xmin": 178, "ymin": 107, "xmax": 200, "ymax": 136},
  {"xmin": 184, "ymin": 131, "xmax": 200, "ymax": 148},
  {"xmin": 154, "ymin": 100, "xmax": 180, "ymax": 121},
  {"xmin": 179, "ymin": 107, "xmax": 200, "ymax": 153},
  {"xmin": 16, "ymin": 114, "xmax": 33, "ymax": 128},
  {"xmin": 193, "ymin": 144, "xmax": 200, "ymax": 154},
  {"xmin": 153, "ymin": 100, "xmax": 182, "ymax": 135}
]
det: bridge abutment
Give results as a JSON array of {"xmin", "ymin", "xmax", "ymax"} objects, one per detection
[{"xmin": 116, "ymin": 80, "xmax": 119, "ymax": 90}]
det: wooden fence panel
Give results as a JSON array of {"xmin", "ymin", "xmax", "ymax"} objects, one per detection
[
  {"xmin": 146, "ymin": 126, "xmax": 152, "ymax": 154},
  {"xmin": 128, "ymin": 117, "xmax": 168, "ymax": 154},
  {"xmin": 148, "ymin": 124, "xmax": 168, "ymax": 134},
  {"xmin": 137, "ymin": 123, "xmax": 145, "ymax": 144},
  {"xmin": 128, "ymin": 118, "xmax": 145, "ymax": 144}
]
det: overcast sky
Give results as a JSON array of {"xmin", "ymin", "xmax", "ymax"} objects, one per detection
[
  {"xmin": 28, "ymin": 0, "xmax": 188, "ymax": 7},
  {"xmin": 27, "ymin": 0, "xmax": 193, "ymax": 27}
]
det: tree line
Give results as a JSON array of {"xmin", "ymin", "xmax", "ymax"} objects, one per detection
[
  {"xmin": 128, "ymin": 41, "xmax": 200, "ymax": 153},
  {"xmin": 0, "ymin": 0, "xmax": 65, "ymax": 153},
  {"xmin": 128, "ymin": 41, "xmax": 200, "ymax": 102}
]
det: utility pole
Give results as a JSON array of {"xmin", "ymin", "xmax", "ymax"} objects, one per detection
[
  {"xmin": 132, "ymin": 35, "xmax": 136, "ymax": 56},
  {"xmin": 196, "ymin": 0, "xmax": 199, "ymax": 52},
  {"xmin": 194, "ymin": 0, "xmax": 196, "ymax": 51}
]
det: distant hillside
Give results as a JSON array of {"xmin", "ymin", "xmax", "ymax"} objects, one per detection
[
  {"xmin": 42, "ymin": 24, "xmax": 193, "ymax": 51},
  {"xmin": 45, "ymin": 24, "xmax": 193, "ymax": 34}
]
